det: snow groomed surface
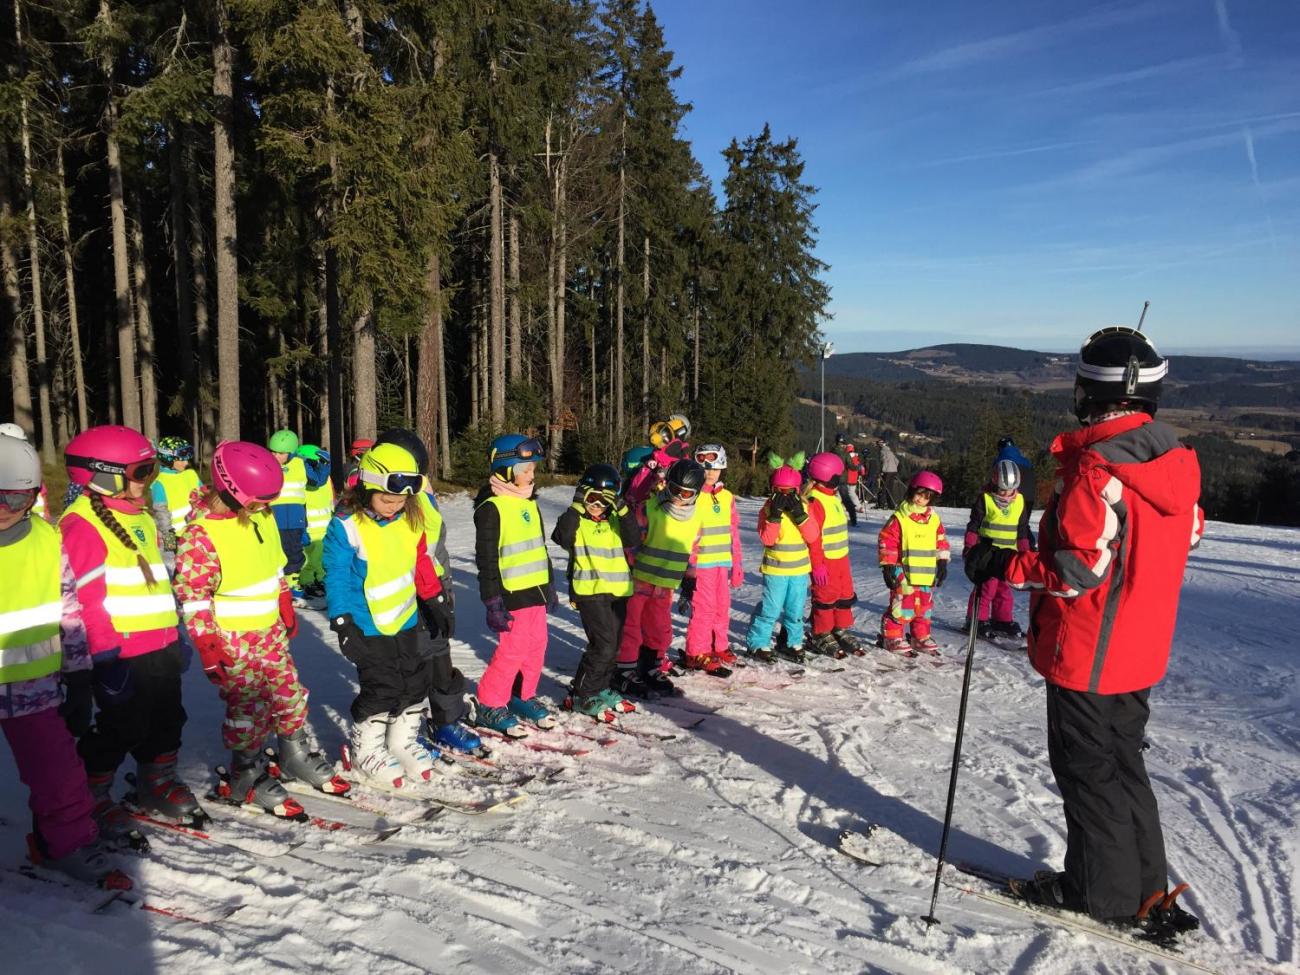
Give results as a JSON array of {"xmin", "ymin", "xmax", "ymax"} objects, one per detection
[{"xmin": 1, "ymin": 487, "xmax": 1294, "ymax": 974}]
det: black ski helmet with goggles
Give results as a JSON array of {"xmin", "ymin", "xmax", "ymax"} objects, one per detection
[{"xmin": 1073, "ymin": 326, "xmax": 1167, "ymax": 422}]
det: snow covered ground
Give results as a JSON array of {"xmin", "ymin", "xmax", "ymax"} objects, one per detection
[{"xmin": 2, "ymin": 487, "xmax": 1296, "ymax": 974}]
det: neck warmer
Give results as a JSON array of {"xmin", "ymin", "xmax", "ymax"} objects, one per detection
[
  {"xmin": 0, "ymin": 516, "xmax": 33, "ymax": 547},
  {"xmin": 489, "ymin": 476, "xmax": 534, "ymax": 500},
  {"xmin": 658, "ymin": 489, "xmax": 697, "ymax": 521}
]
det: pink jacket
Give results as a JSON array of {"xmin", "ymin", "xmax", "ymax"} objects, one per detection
[{"xmin": 61, "ymin": 497, "xmax": 179, "ymax": 659}]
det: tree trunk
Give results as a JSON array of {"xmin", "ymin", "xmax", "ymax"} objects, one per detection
[
  {"xmin": 167, "ymin": 132, "xmax": 196, "ymax": 446},
  {"xmin": 315, "ymin": 253, "xmax": 331, "ymax": 454},
  {"xmin": 0, "ymin": 164, "xmax": 32, "ymax": 431},
  {"xmin": 469, "ymin": 316, "xmax": 480, "ymax": 428},
  {"xmin": 14, "ymin": 0, "xmax": 53, "ymax": 458},
  {"xmin": 324, "ymin": 247, "xmax": 343, "ymax": 467},
  {"xmin": 184, "ymin": 138, "xmax": 215, "ymax": 457},
  {"xmin": 351, "ymin": 306, "xmax": 376, "ymax": 438},
  {"xmin": 100, "ymin": 0, "xmax": 140, "ymax": 429},
  {"xmin": 417, "ymin": 250, "xmax": 442, "ymax": 478},
  {"xmin": 692, "ymin": 291, "xmax": 700, "ymax": 401},
  {"xmin": 212, "ymin": 0, "xmax": 240, "ymax": 440},
  {"xmin": 641, "ymin": 234, "xmax": 650, "ymax": 424},
  {"xmin": 508, "ymin": 210, "xmax": 521, "ymax": 385},
  {"xmin": 488, "ymin": 150, "xmax": 505, "ymax": 426},
  {"xmin": 54, "ymin": 145, "xmax": 88, "ymax": 433},
  {"xmin": 551, "ymin": 155, "xmax": 568, "ymax": 471},
  {"xmin": 615, "ymin": 141, "xmax": 626, "ymax": 436},
  {"xmin": 402, "ymin": 334, "xmax": 412, "ymax": 426},
  {"xmin": 128, "ymin": 195, "xmax": 159, "ymax": 441}
]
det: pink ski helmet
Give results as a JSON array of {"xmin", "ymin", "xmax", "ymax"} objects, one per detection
[
  {"xmin": 807, "ymin": 451, "xmax": 845, "ymax": 484},
  {"xmin": 767, "ymin": 451, "xmax": 806, "ymax": 491},
  {"xmin": 65, "ymin": 425, "xmax": 157, "ymax": 495},
  {"xmin": 211, "ymin": 441, "xmax": 285, "ymax": 510},
  {"xmin": 908, "ymin": 470, "xmax": 944, "ymax": 495}
]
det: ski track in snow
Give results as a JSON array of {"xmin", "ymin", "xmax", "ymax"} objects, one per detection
[{"xmin": 2, "ymin": 490, "xmax": 1296, "ymax": 974}]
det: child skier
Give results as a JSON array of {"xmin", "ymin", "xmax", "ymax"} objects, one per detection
[
  {"xmin": 624, "ymin": 417, "xmax": 692, "ymax": 513},
  {"xmin": 0, "ymin": 422, "xmax": 52, "ymax": 521},
  {"xmin": 877, "ymin": 471, "xmax": 951, "ymax": 655},
  {"xmin": 267, "ymin": 429, "xmax": 330, "ymax": 601},
  {"xmin": 298, "ymin": 444, "xmax": 334, "ymax": 601},
  {"xmin": 61, "ymin": 426, "xmax": 203, "ymax": 832},
  {"xmin": 0, "ymin": 435, "xmax": 131, "ymax": 887},
  {"xmin": 747, "ymin": 453, "xmax": 825, "ymax": 664},
  {"xmin": 551, "ymin": 464, "xmax": 640, "ymax": 720},
  {"xmin": 678, "ymin": 444, "xmax": 743, "ymax": 674},
  {"xmin": 152, "ymin": 436, "xmax": 201, "ymax": 566},
  {"xmin": 804, "ymin": 451, "xmax": 862, "ymax": 657},
  {"xmin": 472, "ymin": 434, "xmax": 555, "ymax": 735},
  {"xmin": 174, "ymin": 441, "xmax": 349, "ymax": 816},
  {"xmin": 964, "ymin": 459, "xmax": 1032, "ymax": 641},
  {"xmin": 613, "ymin": 459, "xmax": 706, "ymax": 697},
  {"xmin": 324, "ymin": 443, "xmax": 454, "ymax": 786}
]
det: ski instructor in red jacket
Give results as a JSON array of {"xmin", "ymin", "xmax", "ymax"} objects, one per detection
[{"xmin": 964, "ymin": 326, "xmax": 1204, "ymax": 936}]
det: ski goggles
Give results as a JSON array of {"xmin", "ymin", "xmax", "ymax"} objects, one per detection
[
  {"xmin": 0, "ymin": 489, "xmax": 37, "ymax": 511},
  {"xmin": 668, "ymin": 484, "xmax": 698, "ymax": 502},
  {"xmin": 492, "ymin": 437, "xmax": 544, "ymax": 466},
  {"xmin": 582, "ymin": 488, "xmax": 613, "ymax": 507},
  {"xmin": 168, "ymin": 444, "xmax": 194, "ymax": 461},
  {"xmin": 359, "ymin": 469, "xmax": 424, "ymax": 496},
  {"xmin": 694, "ymin": 449, "xmax": 723, "ymax": 465},
  {"xmin": 67, "ymin": 455, "xmax": 158, "ymax": 484}
]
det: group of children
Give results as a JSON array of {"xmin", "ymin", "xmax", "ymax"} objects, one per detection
[{"xmin": 0, "ymin": 412, "xmax": 1034, "ymax": 892}]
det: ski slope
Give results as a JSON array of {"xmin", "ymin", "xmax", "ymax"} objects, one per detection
[{"xmin": 2, "ymin": 487, "xmax": 1296, "ymax": 974}]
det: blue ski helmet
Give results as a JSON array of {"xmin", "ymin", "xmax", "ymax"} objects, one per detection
[
  {"xmin": 620, "ymin": 444, "xmax": 655, "ymax": 481},
  {"xmin": 488, "ymin": 433, "xmax": 544, "ymax": 480}
]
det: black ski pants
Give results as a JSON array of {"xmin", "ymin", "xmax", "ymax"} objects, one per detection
[
  {"xmin": 425, "ymin": 631, "xmax": 469, "ymax": 727},
  {"xmin": 573, "ymin": 594, "xmax": 628, "ymax": 701},
  {"xmin": 343, "ymin": 627, "xmax": 433, "ymax": 723},
  {"xmin": 1046, "ymin": 683, "xmax": 1167, "ymax": 920},
  {"xmin": 279, "ymin": 527, "xmax": 306, "ymax": 579},
  {"xmin": 837, "ymin": 483, "xmax": 859, "ymax": 525},
  {"xmin": 78, "ymin": 641, "xmax": 188, "ymax": 776}
]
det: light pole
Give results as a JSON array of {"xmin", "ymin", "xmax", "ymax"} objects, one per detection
[{"xmin": 819, "ymin": 341, "xmax": 834, "ymax": 452}]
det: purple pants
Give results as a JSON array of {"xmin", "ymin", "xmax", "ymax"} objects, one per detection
[
  {"xmin": 476, "ymin": 605, "xmax": 549, "ymax": 708},
  {"xmin": 969, "ymin": 576, "xmax": 1015, "ymax": 623},
  {"xmin": 684, "ymin": 567, "xmax": 732, "ymax": 656},
  {"xmin": 2, "ymin": 708, "xmax": 97, "ymax": 858}
]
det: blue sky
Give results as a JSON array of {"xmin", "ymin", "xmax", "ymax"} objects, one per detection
[{"xmin": 650, "ymin": 0, "xmax": 1300, "ymax": 355}]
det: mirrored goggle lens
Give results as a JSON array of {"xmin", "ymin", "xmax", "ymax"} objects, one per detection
[
  {"xmin": 514, "ymin": 439, "xmax": 543, "ymax": 461},
  {"xmin": 362, "ymin": 470, "xmax": 423, "ymax": 495},
  {"xmin": 695, "ymin": 451, "xmax": 721, "ymax": 464},
  {"xmin": 0, "ymin": 489, "xmax": 37, "ymax": 510},
  {"xmin": 583, "ymin": 489, "xmax": 611, "ymax": 506},
  {"xmin": 175, "ymin": 445, "xmax": 194, "ymax": 460},
  {"xmin": 126, "ymin": 460, "xmax": 159, "ymax": 483},
  {"xmin": 670, "ymin": 485, "xmax": 698, "ymax": 501}
]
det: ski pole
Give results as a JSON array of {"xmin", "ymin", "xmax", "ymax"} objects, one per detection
[{"xmin": 922, "ymin": 589, "xmax": 982, "ymax": 928}]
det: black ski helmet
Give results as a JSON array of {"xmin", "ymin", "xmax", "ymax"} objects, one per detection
[
  {"xmin": 376, "ymin": 428, "xmax": 429, "ymax": 475},
  {"xmin": 835, "ymin": 432, "xmax": 849, "ymax": 446},
  {"xmin": 666, "ymin": 459, "xmax": 706, "ymax": 495},
  {"xmin": 578, "ymin": 463, "xmax": 621, "ymax": 494},
  {"xmin": 1073, "ymin": 326, "xmax": 1167, "ymax": 421},
  {"xmin": 997, "ymin": 436, "xmax": 1015, "ymax": 450}
]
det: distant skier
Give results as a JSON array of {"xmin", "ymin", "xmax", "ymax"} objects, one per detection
[
  {"xmin": 833, "ymin": 433, "xmax": 864, "ymax": 525},
  {"xmin": 965, "ymin": 326, "xmax": 1205, "ymax": 936},
  {"xmin": 875, "ymin": 438, "xmax": 901, "ymax": 508}
]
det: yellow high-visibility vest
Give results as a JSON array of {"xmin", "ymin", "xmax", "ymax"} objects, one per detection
[
  {"xmin": 0, "ymin": 518, "xmax": 63, "ymax": 683},
  {"xmin": 416, "ymin": 493, "xmax": 447, "ymax": 577},
  {"xmin": 571, "ymin": 513, "xmax": 633, "ymax": 597},
  {"xmin": 182, "ymin": 511, "xmax": 284, "ymax": 631},
  {"xmin": 895, "ymin": 510, "xmax": 941, "ymax": 587},
  {"xmin": 694, "ymin": 488, "xmax": 735, "ymax": 569},
  {"xmin": 271, "ymin": 457, "xmax": 307, "ymax": 507},
  {"xmin": 305, "ymin": 480, "xmax": 336, "ymax": 541},
  {"xmin": 816, "ymin": 491, "xmax": 850, "ymax": 562},
  {"xmin": 157, "ymin": 468, "xmax": 201, "ymax": 530},
  {"xmin": 634, "ymin": 496, "xmax": 702, "ymax": 588},
  {"xmin": 341, "ymin": 513, "xmax": 420, "ymax": 635},
  {"xmin": 979, "ymin": 493, "xmax": 1024, "ymax": 550},
  {"xmin": 484, "ymin": 495, "xmax": 549, "ymax": 592},
  {"xmin": 761, "ymin": 514, "xmax": 811, "ymax": 577}
]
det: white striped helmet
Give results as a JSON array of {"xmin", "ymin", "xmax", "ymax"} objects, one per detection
[{"xmin": 694, "ymin": 443, "xmax": 727, "ymax": 470}]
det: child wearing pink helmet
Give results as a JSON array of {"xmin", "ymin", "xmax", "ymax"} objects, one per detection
[
  {"xmin": 746, "ymin": 453, "xmax": 826, "ymax": 664},
  {"xmin": 60, "ymin": 425, "xmax": 202, "ymax": 837},
  {"xmin": 173, "ymin": 441, "xmax": 350, "ymax": 818},
  {"xmin": 804, "ymin": 451, "xmax": 862, "ymax": 658},
  {"xmin": 877, "ymin": 470, "xmax": 951, "ymax": 655}
]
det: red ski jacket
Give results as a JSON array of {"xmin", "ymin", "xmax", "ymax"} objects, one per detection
[{"xmin": 1004, "ymin": 414, "xmax": 1203, "ymax": 695}]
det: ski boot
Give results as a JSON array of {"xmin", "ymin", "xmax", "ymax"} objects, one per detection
[
  {"xmin": 26, "ymin": 834, "xmax": 133, "ymax": 890},
  {"xmin": 776, "ymin": 643, "xmax": 807, "ymax": 665},
  {"xmin": 910, "ymin": 634, "xmax": 940, "ymax": 656},
  {"xmin": 612, "ymin": 666, "xmax": 652, "ymax": 699},
  {"xmin": 429, "ymin": 721, "xmax": 484, "ymax": 755},
  {"xmin": 85, "ymin": 772, "xmax": 149, "ymax": 851},
  {"xmin": 832, "ymin": 628, "xmax": 866, "ymax": 657},
  {"xmin": 683, "ymin": 653, "xmax": 732, "ymax": 678},
  {"xmin": 1008, "ymin": 870, "xmax": 1084, "ymax": 912},
  {"xmin": 990, "ymin": 620, "xmax": 1023, "ymax": 639},
  {"xmin": 274, "ymin": 729, "xmax": 351, "ymax": 794},
  {"xmin": 882, "ymin": 636, "xmax": 914, "ymax": 656},
  {"xmin": 643, "ymin": 670, "xmax": 679, "ymax": 698},
  {"xmin": 1147, "ymin": 885, "xmax": 1199, "ymax": 935},
  {"xmin": 976, "ymin": 621, "xmax": 997, "ymax": 640},
  {"xmin": 810, "ymin": 631, "xmax": 847, "ymax": 659},
  {"xmin": 508, "ymin": 696, "xmax": 557, "ymax": 730},
  {"xmin": 596, "ymin": 687, "xmax": 636, "ymax": 714},
  {"xmin": 348, "ymin": 715, "xmax": 406, "ymax": 787},
  {"xmin": 715, "ymin": 645, "xmax": 741, "ymax": 667},
  {"xmin": 386, "ymin": 705, "xmax": 441, "ymax": 783},
  {"xmin": 749, "ymin": 646, "xmax": 776, "ymax": 664},
  {"xmin": 570, "ymin": 693, "xmax": 617, "ymax": 723},
  {"xmin": 222, "ymin": 751, "xmax": 305, "ymax": 818},
  {"xmin": 134, "ymin": 753, "xmax": 205, "ymax": 825},
  {"xmin": 472, "ymin": 701, "xmax": 527, "ymax": 737}
]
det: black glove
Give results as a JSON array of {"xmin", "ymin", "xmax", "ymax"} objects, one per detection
[
  {"xmin": 788, "ymin": 495, "xmax": 808, "ymax": 525},
  {"xmin": 330, "ymin": 613, "xmax": 368, "ymax": 660},
  {"xmin": 881, "ymin": 564, "xmax": 904, "ymax": 589},
  {"xmin": 60, "ymin": 670, "xmax": 94, "ymax": 737},
  {"xmin": 963, "ymin": 542, "xmax": 1013, "ymax": 584},
  {"xmin": 91, "ymin": 651, "xmax": 133, "ymax": 710},
  {"xmin": 934, "ymin": 561, "xmax": 948, "ymax": 588},
  {"xmin": 419, "ymin": 592, "xmax": 455, "ymax": 640},
  {"xmin": 677, "ymin": 575, "xmax": 697, "ymax": 617},
  {"xmin": 768, "ymin": 493, "xmax": 792, "ymax": 516}
]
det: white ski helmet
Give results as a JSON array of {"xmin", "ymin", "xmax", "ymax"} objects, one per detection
[
  {"xmin": 694, "ymin": 443, "xmax": 727, "ymax": 470},
  {"xmin": 993, "ymin": 459, "xmax": 1021, "ymax": 493},
  {"xmin": 0, "ymin": 434, "xmax": 41, "ymax": 491},
  {"xmin": 0, "ymin": 422, "xmax": 28, "ymax": 440}
]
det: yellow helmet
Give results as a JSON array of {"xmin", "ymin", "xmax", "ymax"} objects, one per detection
[
  {"xmin": 648, "ymin": 420, "xmax": 674, "ymax": 448},
  {"xmin": 358, "ymin": 443, "xmax": 423, "ymax": 495}
]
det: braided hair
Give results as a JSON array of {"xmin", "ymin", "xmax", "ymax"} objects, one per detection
[{"xmin": 88, "ymin": 491, "xmax": 158, "ymax": 588}]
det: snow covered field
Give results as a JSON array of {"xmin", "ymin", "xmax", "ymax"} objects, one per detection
[{"xmin": 2, "ymin": 486, "xmax": 1296, "ymax": 974}]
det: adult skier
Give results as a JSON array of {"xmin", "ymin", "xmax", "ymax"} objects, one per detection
[
  {"xmin": 833, "ymin": 433, "xmax": 864, "ymax": 525},
  {"xmin": 964, "ymin": 326, "xmax": 1204, "ymax": 936},
  {"xmin": 876, "ymin": 438, "xmax": 901, "ymax": 508}
]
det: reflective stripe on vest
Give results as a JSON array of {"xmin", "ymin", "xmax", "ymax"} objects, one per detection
[
  {"xmin": 416, "ymin": 493, "xmax": 446, "ymax": 577},
  {"xmin": 761, "ymin": 516, "xmax": 811, "ymax": 576},
  {"xmin": 694, "ymin": 489, "xmax": 734, "ymax": 569},
  {"xmin": 633, "ymin": 496, "xmax": 702, "ymax": 589},
  {"xmin": 158, "ymin": 468, "xmax": 201, "ymax": 530},
  {"xmin": 271, "ymin": 457, "xmax": 307, "ymax": 506},
  {"xmin": 63, "ymin": 496, "xmax": 176, "ymax": 634},
  {"xmin": 486, "ymin": 496, "xmax": 549, "ymax": 592},
  {"xmin": 979, "ymin": 493, "xmax": 1025, "ymax": 550},
  {"xmin": 571, "ymin": 515, "xmax": 633, "ymax": 597},
  {"xmin": 817, "ymin": 491, "xmax": 850, "ymax": 561},
  {"xmin": 305, "ymin": 481, "xmax": 335, "ymax": 540},
  {"xmin": 0, "ymin": 518, "xmax": 63, "ymax": 683},
  {"xmin": 341, "ymin": 513, "xmax": 420, "ymax": 635},
  {"xmin": 190, "ymin": 511, "xmax": 285, "ymax": 631},
  {"xmin": 896, "ymin": 510, "xmax": 941, "ymax": 587}
]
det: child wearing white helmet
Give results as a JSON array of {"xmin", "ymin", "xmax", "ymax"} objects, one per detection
[
  {"xmin": 678, "ymin": 444, "xmax": 743, "ymax": 675},
  {"xmin": 0, "ymin": 422, "xmax": 51, "ymax": 521},
  {"xmin": 963, "ymin": 459, "xmax": 1033, "ymax": 643}
]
